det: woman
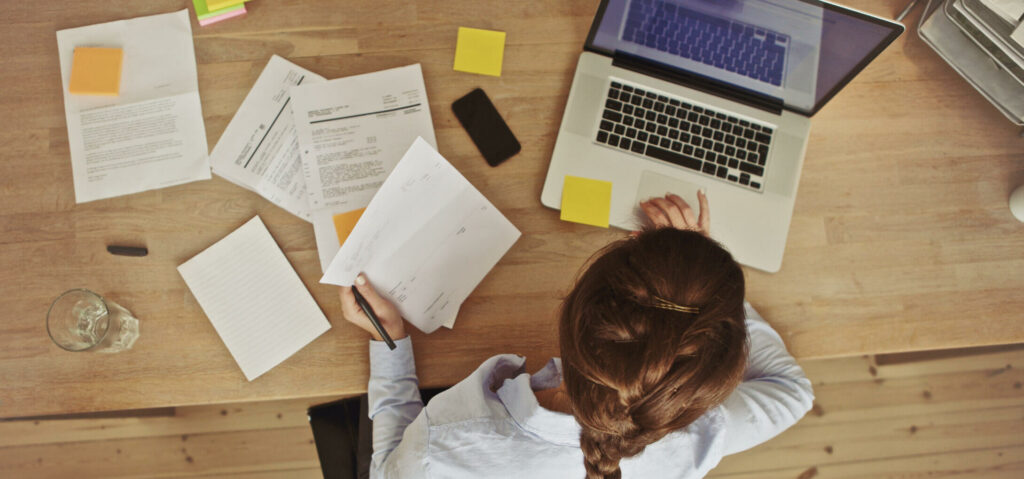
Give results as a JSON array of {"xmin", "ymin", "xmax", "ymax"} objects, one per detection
[{"xmin": 339, "ymin": 192, "xmax": 814, "ymax": 478}]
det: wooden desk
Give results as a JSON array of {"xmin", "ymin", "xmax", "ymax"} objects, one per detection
[{"xmin": 1, "ymin": 0, "xmax": 1021, "ymax": 419}]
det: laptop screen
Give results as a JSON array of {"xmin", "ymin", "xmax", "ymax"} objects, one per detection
[{"xmin": 586, "ymin": 0, "xmax": 903, "ymax": 115}]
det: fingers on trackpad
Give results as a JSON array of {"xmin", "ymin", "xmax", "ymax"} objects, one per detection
[{"xmin": 632, "ymin": 171, "xmax": 702, "ymax": 229}]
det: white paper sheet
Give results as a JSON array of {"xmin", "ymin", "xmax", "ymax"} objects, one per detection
[
  {"xmin": 980, "ymin": 0, "xmax": 1024, "ymax": 25},
  {"xmin": 178, "ymin": 216, "xmax": 331, "ymax": 381},
  {"xmin": 320, "ymin": 138, "xmax": 520, "ymax": 333},
  {"xmin": 312, "ymin": 208, "xmax": 344, "ymax": 272},
  {"xmin": 291, "ymin": 63, "xmax": 437, "ymax": 212},
  {"xmin": 210, "ymin": 55, "xmax": 326, "ymax": 221},
  {"xmin": 56, "ymin": 10, "xmax": 211, "ymax": 203},
  {"xmin": 292, "ymin": 64, "xmax": 438, "ymax": 275}
]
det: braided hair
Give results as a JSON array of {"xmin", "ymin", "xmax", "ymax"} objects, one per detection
[{"xmin": 559, "ymin": 228, "xmax": 748, "ymax": 479}]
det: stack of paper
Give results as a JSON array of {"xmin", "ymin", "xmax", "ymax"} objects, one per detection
[
  {"xmin": 289, "ymin": 64, "xmax": 438, "ymax": 272},
  {"xmin": 178, "ymin": 216, "xmax": 331, "ymax": 381},
  {"xmin": 192, "ymin": 0, "xmax": 250, "ymax": 26},
  {"xmin": 209, "ymin": 58, "xmax": 437, "ymax": 265},
  {"xmin": 209, "ymin": 55, "xmax": 325, "ymax": 221},
  {"xmin": 980, "ymin": 0, "xmax": 1024, "ymax": 26},
  {"xmin": 56, "ymin": 10, "xmax": 211, "ymax": 203},
  {"xmin": 321, "ymin": 138, "xmax": 521, "ymax": 333}
]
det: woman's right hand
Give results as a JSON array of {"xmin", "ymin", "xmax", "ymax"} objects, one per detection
[
  {"xmin": 338, "ymin": 273, "xmax": 408, "ymax": 342},
  {"xmin": 639, "ymin": 190, "xmax": 710, "ymax": 236}
]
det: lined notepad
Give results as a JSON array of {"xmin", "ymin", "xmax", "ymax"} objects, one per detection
[{"xmin": 178, "ymin": 216, "xmax": 330, "ymax": 381}]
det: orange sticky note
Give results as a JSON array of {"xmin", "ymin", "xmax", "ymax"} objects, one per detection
[
  {"xmin": 560, "ymin": 176, "xmax": 612, "ymax": 228},
  {"xmin": 69, "ymin": 47, "xmax": 123, "ymax": 96},
  {"xmin": 332, "ymin": 208, "xmax": 366, "ymax": 246}
]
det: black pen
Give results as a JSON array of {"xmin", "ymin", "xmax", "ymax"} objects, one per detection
[{"xmin": 352, "ymin": 285, "xmax": 396, "ymax": 350}]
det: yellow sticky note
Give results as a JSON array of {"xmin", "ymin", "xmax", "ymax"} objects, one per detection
[
  {"xmin": 560, "ymin": 176, "xmax": 612, "ymax": 228},
  {"xmin": 333, "ymin": 208, "xmax": 366, "ymax": 246},
  {"xmin": 69, "ymin": 47, "xmax": 122, "ymax": 96},
  {"xmin": 205, "ymin": 0, "xmax": 246, "ymax": 10},
  {"xmin": 453, "ymin": 27, "xmax": 506, "ymax": 77}
]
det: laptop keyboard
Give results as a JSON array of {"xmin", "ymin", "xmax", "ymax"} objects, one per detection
[
  {"xmin": 622, "ymin": 0, "xmax": 789, "ymax": 86},
  {"xmin": 595, "ymin": 80, "xmax": 774, "ymax": 192}
]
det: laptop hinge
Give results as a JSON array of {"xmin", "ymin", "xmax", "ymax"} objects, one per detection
[{"xmin": 611, "ymin": 51, "xmax": 784, "ymax": 115}]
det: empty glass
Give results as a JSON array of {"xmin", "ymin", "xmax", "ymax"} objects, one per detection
[{"xmin": 46, "ymin": 289, "xmax": 140, "ymax": 353}]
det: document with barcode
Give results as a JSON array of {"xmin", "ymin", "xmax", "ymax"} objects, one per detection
[
  {"xmin": 209, "ymin": 55, "xmax": 325, "ymax": 221},
  {"xmin": 178, "ymin": 216, "xmax": 330, "ymax": 381}
]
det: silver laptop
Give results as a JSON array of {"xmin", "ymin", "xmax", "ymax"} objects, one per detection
[{"xmin": 541, "ymin": 0, "xmax": 902, "ymax": 272}]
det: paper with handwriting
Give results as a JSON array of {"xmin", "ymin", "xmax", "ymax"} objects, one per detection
[{"xmin": 320, "ymin": 138, "xmax": 519, "ymax": 333}]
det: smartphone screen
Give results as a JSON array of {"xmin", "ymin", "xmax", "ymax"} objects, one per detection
[{"xmin": 451, "ymin": 88, "xmax": 521, "ymax": 167}]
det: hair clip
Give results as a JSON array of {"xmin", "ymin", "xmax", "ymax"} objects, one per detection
[{"xmin": 651, "ymin": 296, "xmax": 700, "ymax": 314}]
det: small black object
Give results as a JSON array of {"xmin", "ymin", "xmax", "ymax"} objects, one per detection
[
  {"xmin": 352, "ymin": 286, "xmax": 395, "ymax": 350},
  {"xmin": 307, "ymin": 387, "xmax": 448, "ymax": 479},
  {"xmin": 451, "ymin": 88, "xmax": 521, "ymax": 167},
  {"xmin": 107, "ymin": 245, "xmax": 148, "ymax": 257}
]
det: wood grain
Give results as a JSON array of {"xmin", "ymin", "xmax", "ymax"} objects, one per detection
[
  {"xmin": 1, "ymin": 344, "xmax": 1020, "ymax": 478},
  {"xmin": 0, "ymin": 0, "xmax": 1022, "ymax": 418}
]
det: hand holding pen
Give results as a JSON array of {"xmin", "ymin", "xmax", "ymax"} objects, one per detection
[{"xmin": 339, "ymin": 273, "xmax": 407, "ymax": 350}]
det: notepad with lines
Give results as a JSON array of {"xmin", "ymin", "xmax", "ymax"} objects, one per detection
[{"xmin": 178, "ymin": 216, "xmax": 330, "ymax": 381}]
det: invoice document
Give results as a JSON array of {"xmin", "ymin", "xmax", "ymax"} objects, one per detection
[
  {"xmin": 290, "ymin": 63, "xmax": 437, "ymax": 272},
  {"xmin": 291, "ymin": 63, "xmax": 436, "ymax": 211},
  {"xmin": 320, "ymin": 138, "xmax": 520, "ymax": 333},
  {"xmin": 209, "ymin": 55, "xmax": 325, "ymax": 221},
  {"xmin": 56, "ymin": 10, "xmax": 211, "ymax": 203}
]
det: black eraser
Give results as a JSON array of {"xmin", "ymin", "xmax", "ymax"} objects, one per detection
[{"xmin": 107, "ymin": 245, "xmax": 148, "ymax": 257}]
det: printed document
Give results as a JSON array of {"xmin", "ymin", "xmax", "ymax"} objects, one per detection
[
  {"xmin": 291, "ymin": 63, "xmax": 437, "ymax": 273},
  {"xmin": 178, "ymin": 216, "xmax": 331, "ymax": 381},
  {"xmin": 320, "ymin": 138, "xmax": 520, "ymax": 333},
  {"xmin": 291, "ymin": 63, "xmax": 437, "ymax": 212},
  {"xmin": 56, "ymin": 10, "xmax": 211, "ymax": 203},
  {"xmin": 209, "ymin": 55, "xmax": 324, "ymax": 221}
]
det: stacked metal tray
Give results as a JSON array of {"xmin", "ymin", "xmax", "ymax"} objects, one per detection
[{"xmin": 919, "ymin": 0, "xmax": 1024, "ymax": 126}]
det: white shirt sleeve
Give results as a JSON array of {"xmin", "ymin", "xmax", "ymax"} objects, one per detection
[
  {"xmin": 718, "ymin": 302, "xmax": 815, "ymax": 455},
  {"xmin": 367, "ymin": 337, "xmax": 424, "ymax": 477}
]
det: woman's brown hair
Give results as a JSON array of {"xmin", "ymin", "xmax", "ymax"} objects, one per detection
[{"xmin": 559, "ymin": 228, "xmax": 748, "ymax": 479}]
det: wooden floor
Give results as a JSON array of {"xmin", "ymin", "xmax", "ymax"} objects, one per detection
[{"xmin": 1, "ymin": 346, "xmax": 1022, "ymax": 479}]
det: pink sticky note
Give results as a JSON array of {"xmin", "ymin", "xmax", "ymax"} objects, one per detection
[{"xmin": 198, "ymin": 5, "xmax": 247, "ymax": 26}]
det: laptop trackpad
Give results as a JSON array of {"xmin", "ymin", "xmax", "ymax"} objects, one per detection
[{"xmin": 631, "ymin": 171, "xmax": 702, "ymax": 229}]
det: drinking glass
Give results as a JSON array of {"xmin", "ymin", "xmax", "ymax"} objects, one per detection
[{"xmin": 46, "ymin": 289, "xmax": 140, "ymax": 353}]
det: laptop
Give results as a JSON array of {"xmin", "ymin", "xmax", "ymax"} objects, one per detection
[{"xmin": 541, "ymin": 0, "xmax": 903, "ymax": 272}]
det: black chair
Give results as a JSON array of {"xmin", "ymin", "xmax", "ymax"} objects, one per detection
[{"xmin": 308, "ymin": 388, "xmax": 447, "ymax": 479}]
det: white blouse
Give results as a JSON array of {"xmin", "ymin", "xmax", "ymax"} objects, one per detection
[{"xmin": 366, "ymin": 303, "xmax": 814, "ymax": 478}]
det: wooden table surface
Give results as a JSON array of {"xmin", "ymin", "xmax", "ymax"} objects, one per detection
[{"xmin": 1, "ymin": 0, "xmax": 1022, "ymax": 419}]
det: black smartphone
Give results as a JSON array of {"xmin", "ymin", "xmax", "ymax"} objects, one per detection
[{"xmin": 451, "ymin": 88, "xmax": 521, "ymax": 167}]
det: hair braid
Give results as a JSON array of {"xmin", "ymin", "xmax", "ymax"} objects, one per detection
[
  {"xmin": 560, "ymin": 228, "xmax": 748, "ymax": 478},
  {"xmin": 580, "ymin": 429, "xmax": 624, "ymax": 479}
]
